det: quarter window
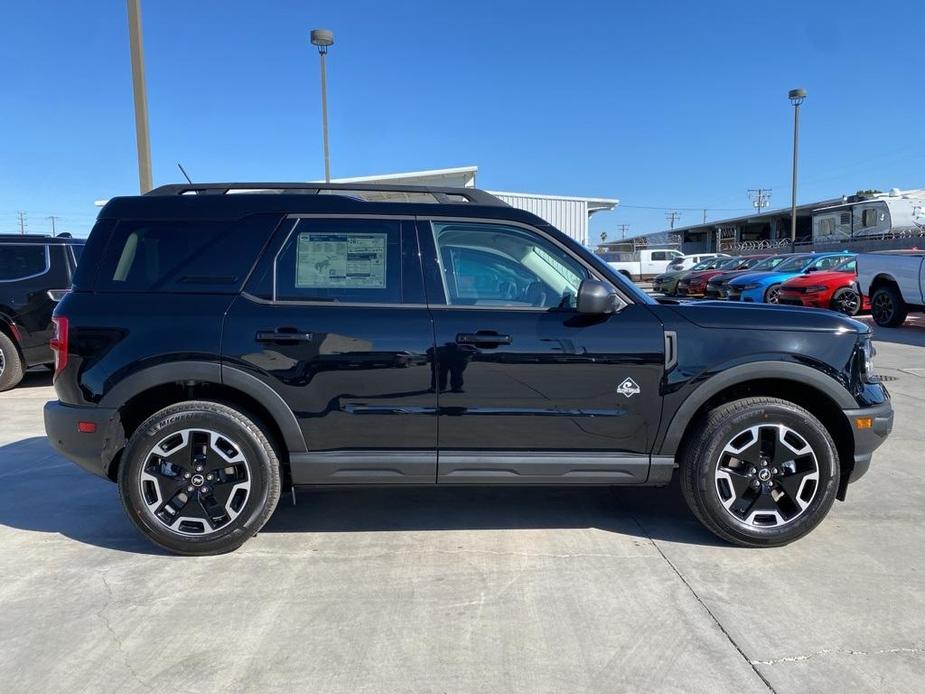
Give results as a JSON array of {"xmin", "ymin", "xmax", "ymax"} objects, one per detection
[
  {"xmin": 0, "ymin": 244, "xmax": 48, "ymax": 281},
  {"xmin": 431, "ymin": 222, "xmax": 589, "ymax": 309},
  {"xmin": 861, "ymin": 208, "xmax": 879, "ymax": 227}
]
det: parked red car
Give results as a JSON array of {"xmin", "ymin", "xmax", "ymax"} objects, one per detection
[
  {"xmin": 777, "ymin": 257, "xmax": 868, "ymax": 315},
  {"xmin": 676, "ymin": 256, "xmax": 750, "ymax": 297}
]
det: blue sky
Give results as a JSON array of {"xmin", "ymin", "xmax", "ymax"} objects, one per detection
[{"xmin": 1, "ymin": 0, "xmax": 923, "ymax": 240}]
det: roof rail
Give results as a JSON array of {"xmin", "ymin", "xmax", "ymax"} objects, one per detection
[{"xmin": 145, "ymin": 182, "xmax": 508, "ymax": 206}]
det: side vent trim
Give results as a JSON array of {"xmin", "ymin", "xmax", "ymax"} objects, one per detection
[{"xmin": 664, "ymin": 330, "xmax": 678, "ymax": 371}]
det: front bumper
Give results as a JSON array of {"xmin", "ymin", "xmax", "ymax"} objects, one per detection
[
  {"xmin": 727, "ymin": 286, "xmax": 764, "ymax": 302},
  {"xmin": 842, "ymin": 399, "xmax": 893, "ymax": 486},
  {"xmin": 44, "ymin": 401, "xmax": 124, "ymax": 480},
  {"xmin": 778, "ymin": 290, "xmax": 828, "ymax": 308}
]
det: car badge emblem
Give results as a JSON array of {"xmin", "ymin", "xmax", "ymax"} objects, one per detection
[{"xmin": 617, "ymin": 377, "xmax": 641, "ymax": 398}]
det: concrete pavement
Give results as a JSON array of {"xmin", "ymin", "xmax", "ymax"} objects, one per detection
[{"xmin": 0, "ymin": 320, "xmax": 923, "ymax": 693}]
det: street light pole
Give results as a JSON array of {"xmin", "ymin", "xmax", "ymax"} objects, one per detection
[
  {"xmin": 127, "ymin": 0, "xmax": 153, "ymax": 193},
  {"xmin": 788, "ymin": 88, "xmax": 806, "ymax": 245},
  {"xmin": 310, "ymin": 29, "xmax": 335, "ymax": 183}
]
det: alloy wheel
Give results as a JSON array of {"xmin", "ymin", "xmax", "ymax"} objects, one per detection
[
  {"xmin": 765, "ymin": 286, "xmax": 781, "ymax": 304},
  {"xmin": 139, "ymin": 428, "xmax": 252, "ymax": 536},
  {"xmin": 873, "ymin": 293, "xmax": 893, "ymax": 323},
  {"xmin": 0, "ymin": 347, "xmax": 4, "ymax": 377},
  {"xmin": 833, "ymin": 289, "xmax": 860, "ymax": 315},
  {"xmin": 714, "ymin": 424, "xmax": 819, "ymax": 527}
]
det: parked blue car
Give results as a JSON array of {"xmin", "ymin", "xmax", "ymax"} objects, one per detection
[{"xmin": 726, "ymin": 252, "xmax": 853, "ymax": 303}]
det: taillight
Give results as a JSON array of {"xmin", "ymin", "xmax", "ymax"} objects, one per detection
[{"xmin": 50, "ymin": 316, "xmax": 69, "ymax": 379}]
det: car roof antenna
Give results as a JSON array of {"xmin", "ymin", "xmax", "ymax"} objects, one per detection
[{"xmin": 177, "ymin": 163, "xmax": 193, "ymax": 184}]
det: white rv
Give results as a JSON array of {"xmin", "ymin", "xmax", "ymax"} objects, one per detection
[{"xmin": 812, "ymin": 188, "xmax": 925, "ymax": 243}]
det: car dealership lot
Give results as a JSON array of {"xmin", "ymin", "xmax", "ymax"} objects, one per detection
[{"xmin": 0, "ymin": 319, "xmax": 923, "ymax": 693}]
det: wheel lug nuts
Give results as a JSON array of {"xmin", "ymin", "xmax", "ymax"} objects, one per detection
[
  {"xmin": 195, "ymin": 466, "xmax": 204, "ymax": 472},
  {"xmin": 201, "ymin": 487, "xmax": 210, "ymax": 494},
  {"xmin": 751, "ymin": 480, "xmax": 761, "ymax": 489},
  {"xmin": 206, "ymin": 474, "xmax": 213, "ymax": 481},
  {"xmin": 184, "ymin": 473, "xmax": 191, "ymax": 479},
  {"xmin": 187, "ymin": 486, "xmax": 194, "ymax": 492},
  {"xmin": 748, "ymin": 467, "xmax": 756, "ymax": 475},
  {"xmin": 772, "ymin": 468, "xmax": 779, "ymax": 475}
]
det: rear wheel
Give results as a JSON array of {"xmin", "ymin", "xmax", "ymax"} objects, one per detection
[
  {"xmin": 764, "ymin": 284, "xmax": 782, "ymax": 304},
  {"xmin": 0, "ymin": 331, "xmax": 25, "ymax": 392},
  {"xmin": 830, "ymin": 287, "xmax": 861, "ymax": 316},
  {"xmin": 118, "ymin": 401, "xmax": 281, "ymax": 555},
  {"xmin": 871, "ymin": 285, "xmax": 908, "ymax": 327},
  {"xmin": 681, "ymin": 397, "xmax": 839, "ymax": 547}
]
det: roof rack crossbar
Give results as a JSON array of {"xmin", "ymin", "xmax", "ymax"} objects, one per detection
[{"xmin": 145, "ymin": 182, "xmax": 507, "ymax": 206}]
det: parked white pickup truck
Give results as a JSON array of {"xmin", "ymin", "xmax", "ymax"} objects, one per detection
[
  {"xmin": 857, "ymin": 251, "xmax": 925, "ymax": 326},
  {"xmin": 608, "ymin": 248, "xmax": 684, "ymax": 281}
]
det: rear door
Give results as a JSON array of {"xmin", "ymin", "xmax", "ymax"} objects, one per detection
[
  {"xmin": 418, "ymin": 218, "xmax": 666, "ymax": 484},
  {"xmin": 222, "ymin": 215, "xmax": 438, "ymax": 485}
]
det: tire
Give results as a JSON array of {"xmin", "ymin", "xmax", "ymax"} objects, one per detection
[
  {"xmin": 830, "ymin": 286, "xmax": 862, "ymax": 316},
  {"xmin": 118, "ymin": 401, "xmax": 281, "ymax": 555},
  {"xmin": 870, "ymin": 285, "xmax": 908, "ymax": 327},
  {"xmin": 0, "ymin": 331, "xmax": 25, "ymax": 392},
  {"xmin": 764, "ymin": 283, "xmax": 782, "ymax": 304},
  {"xmin": 681, "ymin": 397, "xmax": 839, "ymax": 547}
]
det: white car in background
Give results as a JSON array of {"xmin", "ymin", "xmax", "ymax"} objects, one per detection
[
  {"xmin": 666, "ymin": 252, "xmax": 730, "ymax": 272},
  {"xmin": 857, "ymin": 250, "xmax": 925, "ymax": 326},
  {"xmin": 608, "ymin": 248, "xmax": 684, "ymax": 281}
]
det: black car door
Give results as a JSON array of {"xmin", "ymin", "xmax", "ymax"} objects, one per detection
[
  {"xmin": 417, "ymin": 218, "xmax": 666, "ymax": 484},
  {"xmin": 222, "ymin": 215, "xmax": 438, "ymax": 485}
]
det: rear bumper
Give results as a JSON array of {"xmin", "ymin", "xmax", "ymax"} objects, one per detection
[
  {"xmin": 843, "ymin": 400, "xmax": 893, "ymax": 485},
  {"xmin": 44, "ymin": 401, "xmax": 124, "ymax": 480}
]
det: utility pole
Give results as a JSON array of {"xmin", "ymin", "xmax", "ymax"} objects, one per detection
[
  {"xmin": 665, "ymin": 212, "xmax": 681, "ymax": 229},
  {"xmin": 17, "ymin": 211, "xmax": 27, "ymax": 235},
  {"xmin": 789, "ymin": 88, "xmax": 807, "ymax": 243},
  {"xmin": 47, "ymin": 216, "xmax": 59, "ymax": 235},
  {"xmin": 127, "ymin": 0, "xmax": 153, "ymax": 193},
  {"xmin": 748, "ymin": 188, "xmax": 772, "ymax": 214},
  {"xmin": 616, "ymin": 224, "xmax": 630, "ymax": 240},
  {"xmin": 703, "ymin": 209, "xmax": 708, "ymax": 224}
]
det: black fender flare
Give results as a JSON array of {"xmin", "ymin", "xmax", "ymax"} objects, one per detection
[
  {"xmin": 99, "ymin": 361, "xmax": 306, "ymax": 453},
  {"xmin": 657, "ymin": 361, "xmax": 856, "ymax": 456}
]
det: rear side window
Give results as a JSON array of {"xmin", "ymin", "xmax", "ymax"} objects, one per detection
[
  {"xmin": 271, "ymin": 218, "xmax": 403, "ymax": 303},
  {"xmin": 0, "ymin": 244, "xmax": 48, "ymax": 282},
  {"xmin": 95, "ymin": 216, "xmax": 278, "ymax": 293}
]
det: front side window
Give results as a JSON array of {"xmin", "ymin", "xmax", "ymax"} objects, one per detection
[
  {"xmin": 811, "ymin": 255, "xmax": 848, "ymax": 271},
  {"xmin": 651, "ymin": 251, "xmax": 668, "ymax": 261},
  {"xmin": 431, "ymin": 222, "xmax": 589, "ymax": 309},
  {"xmin": 273, "ymin": 218, "xmax": 402, "ymax": 303},
  {"xmin": 0, "ymin": 244, "xmax": 48, "ymax": 281}
]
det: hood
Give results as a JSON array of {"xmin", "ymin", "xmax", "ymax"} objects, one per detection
[
  {"xmin": 708, "ymin": 269, "xmax": 752, "ymax": 284},
  {"xmin": 728, "ymin": 270, "xmax": 796, "ymax": 285},
  {"xmin": 782, "ymin": 270, "xmax": 854, "ymax": 287},
  {"xmin": 669, "ymin": 300, "xmax": 868, "ymax": 333},
  {"xmin": 654, "ymin": 270, "xmax": 685, "ymax": 282}
]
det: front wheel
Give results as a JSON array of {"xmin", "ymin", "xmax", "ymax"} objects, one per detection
[
  {"xmin": 871, "ymin": 285, "xmax": 908, "ymax": 327},
  {"xmin": 681, "ymin": 397, "xmax": 839, "ymax": 547},
  {"xmin": 830, "ymin": 286, "xmax": 862, "ymax": 316},
  {"xmin": 118, "ymin": 401, "xmax": 281, "ymax": 555},
  {"xmin": 764, "ymin": 283, "xmax": 782, "ymax": 304}
]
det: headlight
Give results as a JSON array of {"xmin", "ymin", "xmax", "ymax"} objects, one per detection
[
  {"xmin": 803, "ymin": 285, "xmax": 827, "ymax": 293},
  {"xmin": 741, "ymin": 283, "xmax": 760, "ymax": 290},
  {"xmin": 860, "ymin": 337, "xmax": 879, "ymax": 383}
]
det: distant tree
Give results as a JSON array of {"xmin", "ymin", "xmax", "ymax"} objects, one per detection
[
  {"xmin": 600, "ymin": 231, "xmax": 608, "ymax": 243},
  {"xmin": 855, "ymin": 189, "xmax": 883, "ymax": 199}
]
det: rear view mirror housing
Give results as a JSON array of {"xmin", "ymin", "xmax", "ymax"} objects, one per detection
[{"xmin": 577, "ymin": 279, "xmax": 624, "ymax": 314}]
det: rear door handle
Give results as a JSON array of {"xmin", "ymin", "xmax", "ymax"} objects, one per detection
[
  {"xmin": 256, "ymin": 329, "xmax": 314, "ymax": 343},
  {"xmin": 455, "ymin": 332, "xmax": 512, "ymax": 347}
]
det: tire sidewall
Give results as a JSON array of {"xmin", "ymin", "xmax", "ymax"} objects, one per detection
[
  {"xmin": 0, "ymin": 331, "xmax": 24, "ymax": 392},
  {"xmin": 692, "ymin": 402, "xmax": 839, "ymax": 545},
  {"xmin": 119, "ymin": 405, "xmax": 278, "ymax": 555},
  {"xmin": 871, "ymin": 287, "xmax": 906, "ymax": 327}
]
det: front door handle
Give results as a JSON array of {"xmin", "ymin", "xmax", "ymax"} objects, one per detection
[
  {"xmin": 256, "ymin": 329, "xmax": 314, "ymax": 343},
  {"xmin": 456, "ymin": 332, "xmax": 512, "ymax": 347}
]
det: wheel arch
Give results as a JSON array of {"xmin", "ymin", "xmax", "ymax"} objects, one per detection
[
  {"xmin": 658, "ymin": 363, "xmax": 857, "ymax": 500},
  {"xmin": 868, "ymin": 273, "xmax": 900, "ymax": 296},
  {"xmin": 100, "ymin": 362, "xmax": 306, "ymax": 481}
]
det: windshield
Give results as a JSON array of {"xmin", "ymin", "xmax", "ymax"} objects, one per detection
[
  {"xmin": 772, "ymin": 255, "xmax": 812, "ymax": 272},
  {"xmin": 749, "ymin": 255, "xmax": 786, "ymax": 271},
  {"xmin": 690, "ymin": 257, "xmax": 719, "ymax": 270},
  {"xmin": 717, "ymin": 257, "xmax": 744, "ymax": 269}
]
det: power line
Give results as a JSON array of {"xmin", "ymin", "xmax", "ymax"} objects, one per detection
[
  {"xmin": 619, "ymin": 204, "xmax": 753, "ymax": 211},
  {"xmin": 747, "ymin": 188, "xmax": 772, "ymax": 214},
  {"xmin": 17, "ymin": 211, "xmax": 27, "ymax": 235}
]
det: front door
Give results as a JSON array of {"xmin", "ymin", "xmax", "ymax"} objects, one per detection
[
  {"xmin": 418, "ymin": 219, "xmax": 665, "ymax": 484},
  {"xmin": 223, "ymin": 216, "xmax": 438, "ymax": 484}
]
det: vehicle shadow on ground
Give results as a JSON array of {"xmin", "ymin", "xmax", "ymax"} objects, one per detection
[
  {"xmin": 0, "ymin": 436, "xmax": 724, "ymax": 553},
  {"xmin": 859, "ymin": 316, "xmax": 925, "ymax": 348},
  {"xmin": 12, "ymin": 369, "xmax": 54, "ymax": 389}
]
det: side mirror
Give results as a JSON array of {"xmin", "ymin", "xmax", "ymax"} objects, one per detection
[{"xmin": 577, "ymin": 279, "xmax": 623, "ymax": 314}]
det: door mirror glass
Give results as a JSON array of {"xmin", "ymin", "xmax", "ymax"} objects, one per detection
[{"xmin": 577, "ymin": 279, "xmax": 622, "ymax": 314}]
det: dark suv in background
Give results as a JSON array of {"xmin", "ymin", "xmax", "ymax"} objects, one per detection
[
  {"xmin": 44, "ymin": 183, "xmax": 892, "ymax": 555},
  {"xmin": 0, "ymin": 233, "xmax": 84, "ymax": 391}
]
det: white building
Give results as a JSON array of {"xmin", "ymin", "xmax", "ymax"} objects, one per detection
[{"xmin": 332, "ymin": 165, "xmax": 618, "ymax": 246}]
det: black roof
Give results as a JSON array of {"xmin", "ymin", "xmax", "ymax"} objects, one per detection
[
  {"xmin": 0, "ymin": 233, "xmax": 85, "ymax": 245},
  {"xmin": 100, "ymin": 182, "xmax": 549, "ymax": 225}
]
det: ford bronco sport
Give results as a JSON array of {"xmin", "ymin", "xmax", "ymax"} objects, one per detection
[{"xmin": 43, "ymin": 183, "xmax": 893, "ymax": 555}]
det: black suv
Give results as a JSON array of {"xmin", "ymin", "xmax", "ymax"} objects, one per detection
[
  {"xmin": 0, "ymin": 233, "xmax": 85, "ymax": 391},
  {"xmin": 44, "ymin": 183, "xmax": 893, "ymax": 555}
]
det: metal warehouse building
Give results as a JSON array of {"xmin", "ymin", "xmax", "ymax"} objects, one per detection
[{"xmin": 332, "ymin": 166, "xmax": 618, "ymax": 246}]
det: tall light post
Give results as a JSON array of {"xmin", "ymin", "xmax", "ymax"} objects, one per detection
[
  {"xmin": 127, "ymin": 0, "xmax": 153, "ymax": 193},
  {"xmin": 788, "ymin": 88, "xmax": 807, "ymax": 244},
  {"xmin": 310, "ymin": 28, "xmax": 335, "ymax": 183}
]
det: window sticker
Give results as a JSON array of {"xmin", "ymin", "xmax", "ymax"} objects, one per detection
[{"xmin": 295, "ymin": 232, "xmax": 387, "ymax": 289}]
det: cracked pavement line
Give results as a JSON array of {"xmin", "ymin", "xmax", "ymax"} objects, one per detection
[
  {"xmin": 626, "ymin": 509, "xmax": 777, "ymax": 694},
  {"xmin": 751, "ymin": 646, "xmax": 925, "ymax": 666}
]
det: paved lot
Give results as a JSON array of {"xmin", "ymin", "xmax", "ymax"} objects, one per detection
[{"xmin": 1, "ymin": 317, "xmax": 923, "ymax": 693}]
